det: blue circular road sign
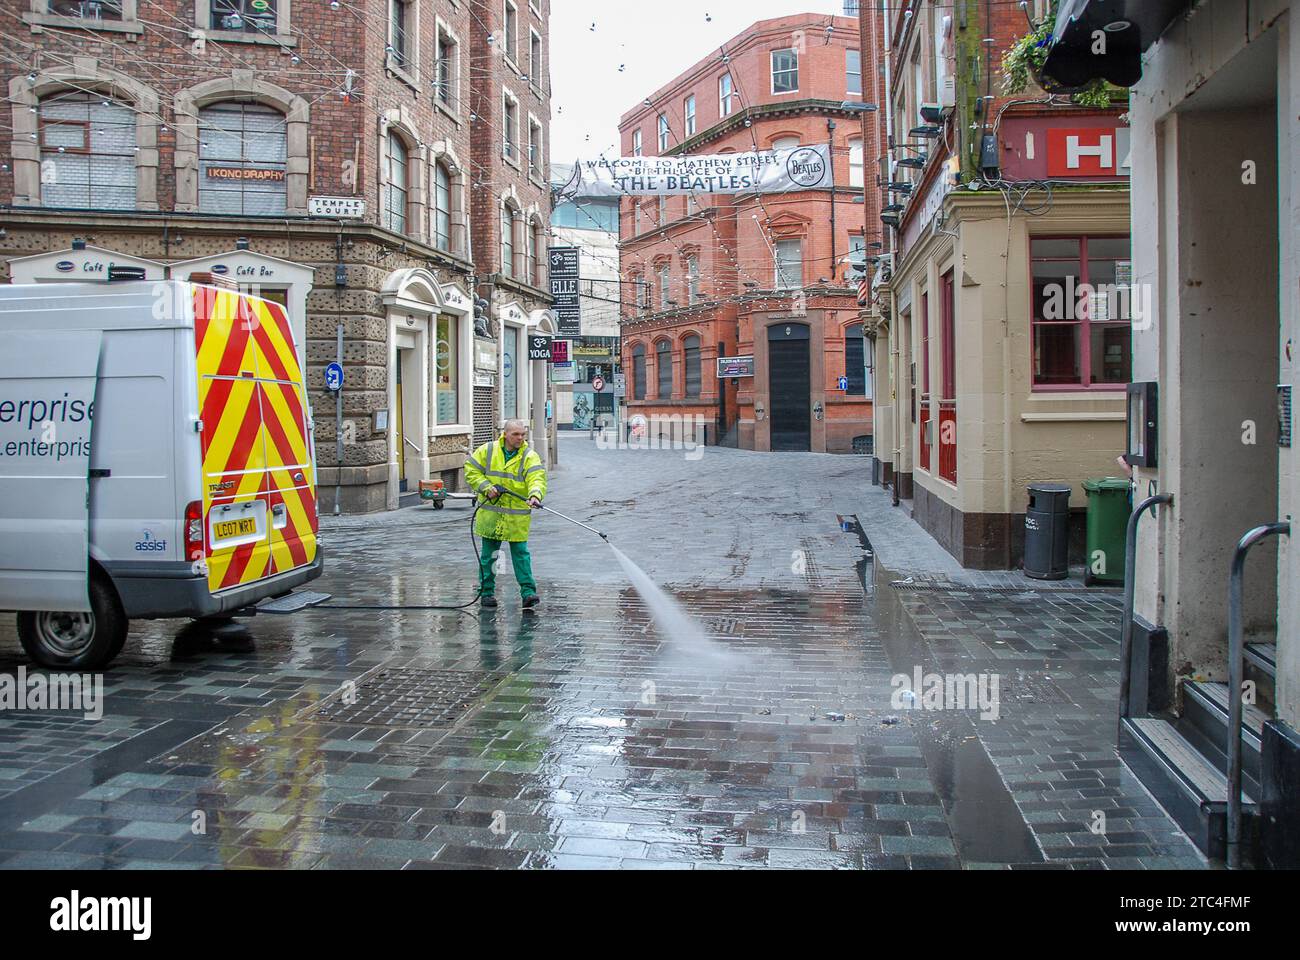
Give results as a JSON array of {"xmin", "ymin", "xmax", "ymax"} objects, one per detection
[{"xmin": 325, "ymin": 362, "xmax": 345, "ymax": 392}]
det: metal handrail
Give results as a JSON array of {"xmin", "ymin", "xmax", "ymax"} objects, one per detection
[
  {"xmin": 1118, "ymin": 493, "xmax": 1172, "ymax": 741},
  {"xmin": 1226, "ymin": 520, "xmax": 1290, "ymax": 869},
  {"xmin": 402, "ymin": 435, "xmax": 422, "ymax": 454}
]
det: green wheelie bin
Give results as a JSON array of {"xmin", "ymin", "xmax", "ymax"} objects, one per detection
[{"xmin": 1082, "ymin": 477, "xmax": 1131, "ymax": 586}]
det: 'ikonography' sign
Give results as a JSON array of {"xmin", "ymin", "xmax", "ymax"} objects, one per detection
[{"xmin": 561, "ymin": 144, "xmax": 833, "ymax": 197}]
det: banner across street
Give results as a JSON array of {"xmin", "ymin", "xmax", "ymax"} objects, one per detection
[{"xmin": 558, "ymin": 144, "xmax": 834, "ymax": 197}]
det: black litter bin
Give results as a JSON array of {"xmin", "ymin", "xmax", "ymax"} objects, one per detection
[{"xmin": 1024, "ymin": 483, "xmax": 1072, "ymax": 580}]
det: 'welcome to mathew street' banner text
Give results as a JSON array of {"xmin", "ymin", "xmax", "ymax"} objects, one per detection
[{"xmin": 560, "ymin": 144, "xmax": 833, "ymax": 197}]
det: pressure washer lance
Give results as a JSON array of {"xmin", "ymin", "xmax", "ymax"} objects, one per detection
[{"xmin": 447, "ymin": 490, "xmax": 609, "ymax": 540}]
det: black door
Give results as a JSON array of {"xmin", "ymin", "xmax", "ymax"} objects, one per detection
[{"xmin": 767, "ymin": 322, "xmax": 811, "ymax": 451}]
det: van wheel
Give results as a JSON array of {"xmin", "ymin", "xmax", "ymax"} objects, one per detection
[{"xmin": 17, "ymin": 577, "xmax": 128, "ymax": 670}]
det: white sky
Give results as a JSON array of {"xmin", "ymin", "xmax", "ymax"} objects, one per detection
[{"xmin": 549, "ymin": 1, "xmax": 845, "ymax": 164}]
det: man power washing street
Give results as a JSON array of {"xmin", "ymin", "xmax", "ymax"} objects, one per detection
[{"xmin": 464, "ymin": 419, "xmax": 548, "ymax": 609}]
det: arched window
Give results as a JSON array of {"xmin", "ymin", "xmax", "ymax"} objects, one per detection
[
  {"xmin": 198, "ymin": 101, "xmax": 286, "ymax": 215},
  {"xmin": 384, "ymin": 134, "xmax": 409, "ymax": 234},
  {"xmin": 683, "ymin": 335, "xmax": 701, "ymax": 399},
  {"xmin": 526, "ymin": 219, "xmax": 541, "ymax": 285},
  {"xmin": 632, "ymin": 344, "xmax": 646, "ymax": 401},
  {"xmin": 656, "ymin": 339, "xmax": 673, "ymax": 399},
  {"xmin": 500, "ymin": 203, "xmax": 518, "ymax": 277},
  {"xmin": 38, "ymin": 91, "xmax": 136, "ymax": 210},
  {"xmin": 433, "ymin": 160, "xmax": 452, "ymax": 251},
  {"xmin": 845, "ymin": 324, "xmax": 867, "ymax": 396}
]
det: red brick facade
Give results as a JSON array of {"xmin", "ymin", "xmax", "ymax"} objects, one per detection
[
  {"xmin": 1, "ymin": 0, "xmax": 552, "ymax": 512},
  {"xmin": 618, "ymin": 13, "xmax": 874, "ymax": 453}
]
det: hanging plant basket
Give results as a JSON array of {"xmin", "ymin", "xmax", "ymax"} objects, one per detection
[{"xmin": 1001, "ymin": 5, "xmax": 1115, "ymax": 108}]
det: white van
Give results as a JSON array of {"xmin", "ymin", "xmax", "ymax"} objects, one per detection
[{"xmin": 0, "ymin": 280, "xmax": 324, "ymax": 669}]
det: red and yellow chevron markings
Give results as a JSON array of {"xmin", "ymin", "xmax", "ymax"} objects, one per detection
[{"xmin": 194, "ymin": 287, "xmax": 317, "ymax": 595}]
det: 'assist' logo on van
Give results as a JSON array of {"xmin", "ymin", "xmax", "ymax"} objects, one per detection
[{"xmin": 134, "ymin": 530, "xmax": 167, "ymax": 552}]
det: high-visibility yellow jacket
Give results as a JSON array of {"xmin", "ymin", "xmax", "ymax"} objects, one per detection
[{"xmin": 463, "ymin": 435, "xmax": 548, "ymax": 542}]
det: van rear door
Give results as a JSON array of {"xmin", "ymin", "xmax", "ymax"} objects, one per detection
[
  {"xmin": 0, "ymin": 330, "xmax": 102, "ymax": 611},
  {"xmin": 194, "ymin": 287, "xmax": 316, "ymax": 595},
  {"xmin": 244, "ymin": 296, "xmax": 318, "ymax": 576},
  {"xmin": 195, "ymin": 288, "xmax": 275, "ymax": 593}
]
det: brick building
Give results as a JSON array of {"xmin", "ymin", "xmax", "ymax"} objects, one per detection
[
  {"xmin": 860, "ymin": 0, "xmax": 1131, "ymax": 567},
  {"xmin": 617, "ymin": 13, "xmax": 874, "ymax": 453},
  {"xmin": 1, "ymin": 0, "xmax": 553, "ymax": 513}
]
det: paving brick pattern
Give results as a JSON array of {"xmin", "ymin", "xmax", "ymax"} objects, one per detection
[
  {"xmin": 895, "ymin": 588, "xmax": 1205, "ymax": 869},
  {"xmin": 0, "ymin": 437, "xmax": 1203, "ymax": 869}
]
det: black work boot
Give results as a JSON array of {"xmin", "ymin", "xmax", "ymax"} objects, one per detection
[
  {"xmin": 480, "ymin": 594, "xmax": 498, "ymax": 608},
  {"xmin": 522, "ymin": 594, "xmax": 540, "ymax": 610}
]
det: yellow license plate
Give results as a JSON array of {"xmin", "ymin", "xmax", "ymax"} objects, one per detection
[{"xmin": 213, "ymin": 517, "xmax": 258, "ymax": 539}]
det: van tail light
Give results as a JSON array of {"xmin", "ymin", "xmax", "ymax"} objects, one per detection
[{"xmin": 185, "ymin": 500, "xmax": 205, "ymax": 560}]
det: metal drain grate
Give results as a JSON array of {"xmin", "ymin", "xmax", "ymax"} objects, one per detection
[{"xmin": 311, "ymin": 668, "xmax": 500, "ymax": 729}]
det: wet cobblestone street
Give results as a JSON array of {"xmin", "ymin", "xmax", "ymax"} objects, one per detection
[{"xmin": 0, "ymin": 437, "xmax": 1207, "ymax": 869}]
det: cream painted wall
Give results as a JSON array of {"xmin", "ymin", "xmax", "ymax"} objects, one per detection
[
  {"xmin": 890, "ymin": 193, "xmax": 1129, "ymax": 520},
  {"xmin": 1129, "ymin": 0, "xmax": 1297, "ymax": 722}
]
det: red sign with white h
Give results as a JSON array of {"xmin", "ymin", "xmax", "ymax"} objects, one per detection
[{"xmin": 1046, "ymin": 128, "xmax": 1116, "ymax": 176}]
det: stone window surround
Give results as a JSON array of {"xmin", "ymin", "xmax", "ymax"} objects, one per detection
[
  {"xmin": 525, "ymin": 210, "xmax": 545, "ymax": 287},
  {"xmin": 680, "ymin": 246, "xmax": 702, "ymax": 302},
  {"xmin": 386, "ymin": 0, "xmax": 419, "ymax": 90},
  {"xmin": 501, "ymin": 87, "xmax": 521, "ymax": 168},
  {"xmin": 378, "ymin": 107, "xmax": 428, "ymax": 240},
  {"xmin": 174, "ymin": 70, "xmax": 309, "ymax": 214},
  {"xmin": 503, "ymin": 0, "xmax": 520, "ymax": 70},
  {"xmin": 22, "ymin": 0, "xmax": 144, "ymax": 37},
  {"xmin": 8, "ymin": 59, "xmax": 160, "ymax": 210},
  {"xmin": 193, "ymin": 0, "xmax": 295, "ymax": 47},
  {"xmin": 428, "ymin": 140, "xmax": 468, "ymax": 260},
  {"xmin": 526, "ymin": 110, "xmax": 544, "ymax": 186},
  {"xmin": 500, "ymin": 185, "xmax": 523, "ymax": 278},
  {"xmin": 652, "ymin": 255, "xmax": 672, "ymax": 310},
  {"xmin": 527, "ymin": 26, "xmax": 543, "ymax": 92},
  {"xmin": 434, "ymin": 16, "xmax": 462, "ymax": 123}
]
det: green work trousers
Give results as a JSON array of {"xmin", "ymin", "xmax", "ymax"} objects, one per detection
[{"xmin": 478, "ymin": 538, "xmax": 537, "ymax": 598}]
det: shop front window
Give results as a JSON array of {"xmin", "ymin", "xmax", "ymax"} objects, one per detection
[
  {"xmin": 1031, "ymin": 236, "xmax": 1132, "ymax": 387},
  {"xmin": 436, "ymin": 314, "xmax": 459, "ymax": 424},
  {"xmin": 502, "ymin": 325, "xmax": 519, "ymax": 420}
]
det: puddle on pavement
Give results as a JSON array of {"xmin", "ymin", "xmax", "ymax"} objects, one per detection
[{"xmin": 869, "ymin": 557, "xmax": 1043, "ymax": 865}]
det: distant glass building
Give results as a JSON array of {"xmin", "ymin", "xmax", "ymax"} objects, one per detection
[{"xmin": 550, "ymin": 163, "xmax": 621, "ymax": 430}]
